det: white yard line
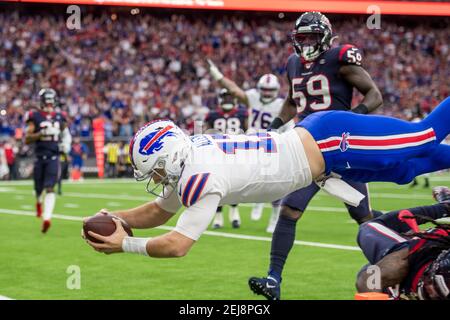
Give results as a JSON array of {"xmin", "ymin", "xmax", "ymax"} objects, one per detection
[
  {"xmin": 0, "ymin": 295, "xmax": 13, "ymax": 300},
  {"xmin": 0, "ymin": 208, "xmax": 360, "ymax": 252}
]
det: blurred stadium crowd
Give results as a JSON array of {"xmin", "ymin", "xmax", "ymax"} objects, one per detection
[{"xmin": 0, "ymin": 9, "xmax": 449, "ymax": 179}]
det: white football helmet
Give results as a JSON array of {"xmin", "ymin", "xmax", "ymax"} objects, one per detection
[
  {"xmin": 257, "ymin": 74, "xmax": 280, "ymax": 104},
  {"xmin": 129, "ymin": 119, "xmax": 192, "ymax": 198}
]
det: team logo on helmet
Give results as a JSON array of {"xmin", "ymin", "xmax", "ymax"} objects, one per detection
[
  {"xmin": 138, "ymin": 125, "xmax": 176, "ymax": 156},
  {"xmin": 339, "ymin": 132, "xmax": 350, "ymax": 152}
]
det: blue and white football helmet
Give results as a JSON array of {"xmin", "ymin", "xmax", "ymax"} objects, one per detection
[
  {"xmin": 257, "ymin": 74, "xmax": 280, "ymax": 104},
  {"xmin": 129, "ymin": 120, "xmax": 192, "ymax": 197}
]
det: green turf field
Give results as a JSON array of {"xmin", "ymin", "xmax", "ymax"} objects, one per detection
[{"xmin": 0, "ymin": 175, "xmax": 449, "ymax": 300}]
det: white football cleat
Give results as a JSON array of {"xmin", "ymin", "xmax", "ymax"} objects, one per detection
[{"xmin": 251, "ymin": 203, "xmax": 265, "ymax": 221}]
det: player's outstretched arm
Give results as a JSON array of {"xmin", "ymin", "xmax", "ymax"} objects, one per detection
[
  {"xmin": 103, "ymin": 202, "xmax": 175, "ymax": 229},
  {"xmin": 85, "ymin": 194, "xmax": 220, "ymax": 258},
  {"xmin": 339, "ymin": 65, "xmax": 383, "ymax": 114},
  {"xmin": 207, "ymin": 59, "xmax": 249, "ymax": 105},
  {"xmin": 356, "ymin": 247, "xmax": 409, "ymax": 293},
  {"xmin": 85, "ymin": 221, "xmax": 194, "ymax": 258},
  {"xmin": 142, "ymin": 231, "xmax": 194, "ymax": 258}
]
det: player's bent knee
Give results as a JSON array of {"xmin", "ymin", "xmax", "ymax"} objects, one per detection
[
  {"xmin": 355, "ymin": 215, "xmax": 373, "ymax": 225},
  {"xmin": 280, "ymin": 206, "xmax": 303, "ymax": 221}
]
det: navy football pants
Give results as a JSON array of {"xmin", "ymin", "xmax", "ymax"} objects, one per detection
[{"xmin": 33, "ymin": 156, "xmax": 59, "ymax": 196}]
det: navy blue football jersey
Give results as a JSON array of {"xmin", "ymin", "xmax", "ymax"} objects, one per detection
[
  {"xmin": 205, "ymin": 107, "xmax": 248, "ymax": 134},
  {"xmin": 25, "ymin": 110, "xmax": 66, "ymax": 157},
  {"xmin": 286, "ymin": 44, "xmax": 363, "ymax": 120}
]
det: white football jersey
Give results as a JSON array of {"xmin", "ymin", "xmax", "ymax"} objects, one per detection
[
  {"xmin": 155, "ymin": 129, "xmax": 311, "ymax": 240},
  {"xmin": 245, "ymin": 88, "xmax": 295, "ymax": 133}
]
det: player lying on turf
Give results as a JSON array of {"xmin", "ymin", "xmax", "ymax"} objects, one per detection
[
  {"xmin": 82, "ymin": 96, "xmax": 450, "ymax": 260},
  {"xmin": 356, "ymin": 186, "xmax": 450, "ymax": 300}
]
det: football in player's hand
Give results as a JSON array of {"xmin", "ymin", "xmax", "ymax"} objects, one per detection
[{"xmin": 83, "ymin": 214, "xmax": 133, "ymax": 243}]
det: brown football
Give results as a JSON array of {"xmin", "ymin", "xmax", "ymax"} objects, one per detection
[{"xmin": 83, "ymin": 214, "xmax": 133, "ymax": 243}]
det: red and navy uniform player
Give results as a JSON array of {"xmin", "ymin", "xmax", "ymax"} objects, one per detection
[
  {"xmin": 205, "ymin": 88, "xmax": 248, "ymax": 135},
  {"xmin": 356, "ymin": 186, "xmax": 450, "ymax": 300},
  {"xmin": 249, "ymin": 11, "xmax": 383, "ymax": 300},
  {"xmin": 25, "ymin": 88, "xmax": 66, "ymax": 233},
  {"xmin": 204, "ymin": 88, "xmax": 248, "ymax": 229}
]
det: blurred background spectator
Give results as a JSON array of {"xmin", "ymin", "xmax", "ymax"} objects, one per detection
[{"xmin": 70, "ymin": 136, "xmax": 88, "ymax": 181}]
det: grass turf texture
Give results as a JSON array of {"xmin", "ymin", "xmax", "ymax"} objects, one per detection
[{"xmin": 0, "ymin": 174, "xmax": 448, "ymax": 300}]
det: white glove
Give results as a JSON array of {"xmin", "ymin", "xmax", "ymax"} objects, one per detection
[
  {"xmin": 315, "ymin": 172, "xmax": 365, "ymax": 207},
  {"xmin": 207, "ymin": 59, "xmax": 224, "ymax": 81}
]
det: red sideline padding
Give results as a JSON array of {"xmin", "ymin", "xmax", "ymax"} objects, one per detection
[{"xmin": 92, "ymin": 117, "xmax": 105, "ymax": 179}]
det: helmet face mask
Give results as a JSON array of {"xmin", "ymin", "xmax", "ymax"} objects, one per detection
[
  {"xmin": 292, "ymin": 31, "xmax": 324, "ymax": 62},
  {"xmin": 144, "ymin": 163, "xmax": 179, "ymax": 199}
]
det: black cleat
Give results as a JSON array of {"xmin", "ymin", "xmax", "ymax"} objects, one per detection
[
  {"xmin": 248, "ymin": 276, "xmax": 280, "ymax": 300},
  {"xmin": 432, "ymin": 186, "xmax": 450, "ymax": 204},
  {"xmin": 231, "ymin": 220, "xmax": 240, "ymax": 229}
]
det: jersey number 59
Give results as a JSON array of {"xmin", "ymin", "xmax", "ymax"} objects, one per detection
[{"xmin": 292, "ymin": 74, "xmax": 331, "ymax": 113}]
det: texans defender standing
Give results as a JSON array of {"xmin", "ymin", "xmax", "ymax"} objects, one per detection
[
  {"xmin": 249, "ymin": 11, "xmax": 383, "ymax": 300},
  {"xmin": 207, "ymin": 62, "xmax": 295, "ymax": 233},
  {"xmin": 204, "ymin": 88, "xmax": 248, "ymax": 228},
  {"xmin": 25, "ymin": 88, "xmax": 66, "ymax": 233}
]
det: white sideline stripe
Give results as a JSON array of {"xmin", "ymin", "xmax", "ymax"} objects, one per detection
[
  {"xmin": 0, "ymin": 208, "xmax": 360, "ymax": 252},
  {"xmin": 0, "ymin": 295, "xmax": 13, "ymax": 300}
]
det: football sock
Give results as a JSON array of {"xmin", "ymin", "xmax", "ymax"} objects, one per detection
[
  {"xmin": 229, "ymin": 205, "xmax": 240, "ymax": 223},
  {"xmin": 43, "ymin": 192, "xmax": 56, "ymax": 221},
  {"xmin": 269, "ymin": 215, "xmax": 297, "ymax": 282}
]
